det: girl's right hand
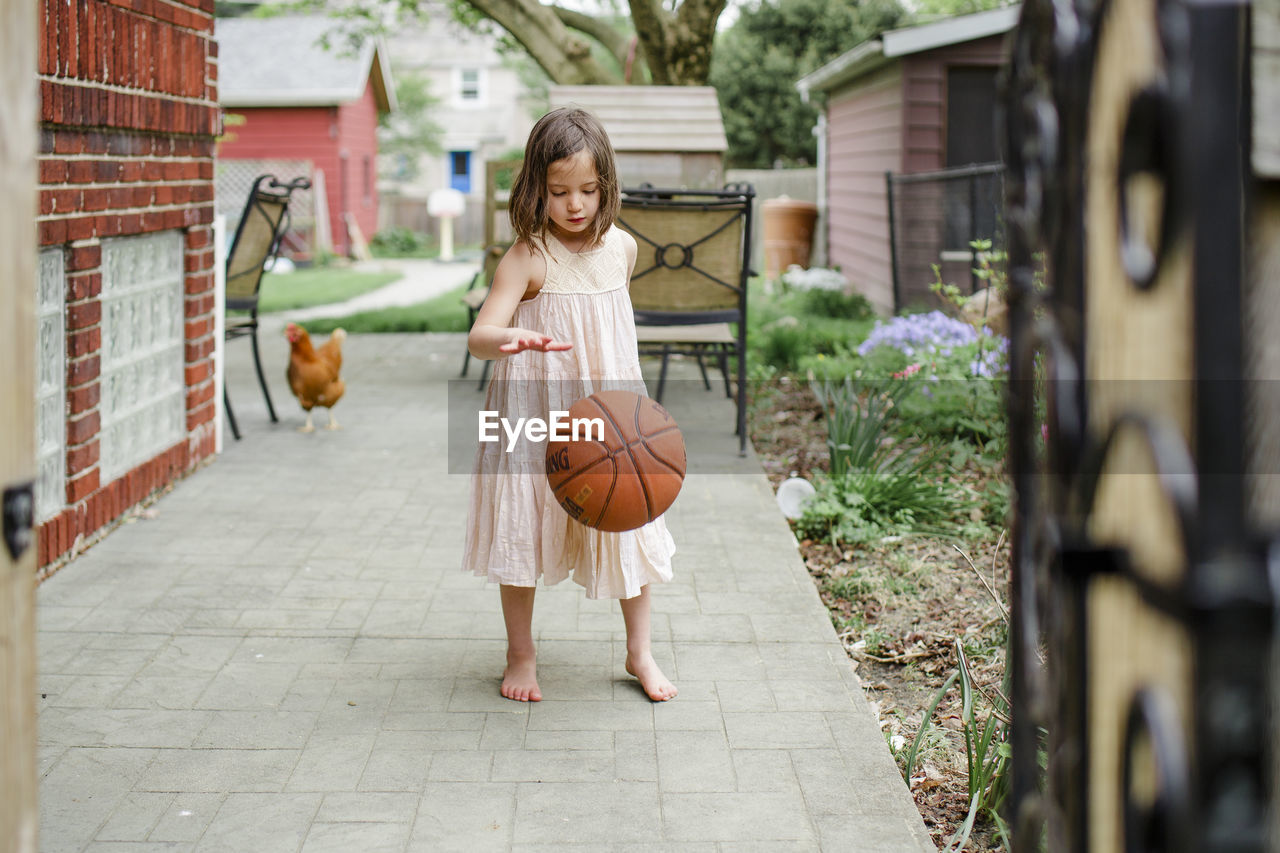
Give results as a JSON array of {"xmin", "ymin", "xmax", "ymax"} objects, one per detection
[{"xmin": 497, "ymin": 328, "xmax": 573, "ymax": 354}]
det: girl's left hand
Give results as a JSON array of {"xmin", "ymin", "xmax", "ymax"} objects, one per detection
[{"xmin": 497, "ymin": 330, "xmax": 573, "ymax": 354}]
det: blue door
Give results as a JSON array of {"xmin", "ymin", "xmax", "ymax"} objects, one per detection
[{"xmin": 449, "ymin": 151, "xmax": 471, "ymax": 193}]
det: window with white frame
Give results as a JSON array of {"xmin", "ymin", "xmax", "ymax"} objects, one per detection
[
  {"xmin": 36, "ymin": 249, "xmax": 65, "ymax": 522},
  {"xmin": 99, "ymin": 231, "xmax": 186, "ymax": 483},
  {"xmin": 456, "ymin": 67, "xmax": 485, "ymax": 106}
]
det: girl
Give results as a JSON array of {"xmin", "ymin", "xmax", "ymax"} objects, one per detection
[{"xmin": 462, "ymin": 107, "xmax": 678, "ymax": 703}]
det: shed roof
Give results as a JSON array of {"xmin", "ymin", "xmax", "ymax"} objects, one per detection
[
  {"xmin": 216, "ymin": 16, "xmax": 396, "ymax": 111},
  {"xmin": 797, "ymin": 5, "xmax": 1019, "ymax": 99},
  {"xmin": 549, "ymin": 86, "xmax": 727, "ymax": 153}
]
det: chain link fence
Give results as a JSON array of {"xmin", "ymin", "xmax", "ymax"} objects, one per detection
[
  {"xmin": 215, "ymin": 158, "xmax": 317, "ymax": 258},
  {"xmin": 886, "ymin": 163, "xmax": 1005, "ymax": 312}
]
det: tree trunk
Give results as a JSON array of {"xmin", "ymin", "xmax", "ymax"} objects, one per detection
[
  {"xmin": 626, "ymin": 0, "xmax": 725, "ymax": 84},
  {"xmin": 455, "ymin": 0, "xmax": 723, "ymax": 86},
  {"xmin": 465, "ymin": 0, "xmax": 622, "ymax": 84}
]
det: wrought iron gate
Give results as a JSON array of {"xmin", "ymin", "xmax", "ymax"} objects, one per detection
[{"xmin": 1002, "ymin": 0, "xmax": 1276, "ymax": 850}]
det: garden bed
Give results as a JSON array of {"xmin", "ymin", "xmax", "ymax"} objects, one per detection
[
  {"xmin": 746, "ymin": 311, "xmax": 1011, "ymax": 850},
  {"xmin": 749, "ymin": 378, "xmax": 1009, "ymax": 850}
]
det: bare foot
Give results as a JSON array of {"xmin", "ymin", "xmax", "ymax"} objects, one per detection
[
  {"xmin": 501, "ymin": 651, "xmax": 541, "ymax": 702},
  {"xmin": 625, "ymin": 651, "xmax": 677, "ymax": 702}
]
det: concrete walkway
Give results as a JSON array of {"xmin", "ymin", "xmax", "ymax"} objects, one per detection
[{"xmin": 35, "ymin": 331, "xmax": 933, "ymax": 852}]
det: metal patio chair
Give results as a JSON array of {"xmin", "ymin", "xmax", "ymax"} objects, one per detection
[
  {"xmin": 617, "ymin": 185, "xmax": 756, "ymax": 455},
  {"xmin": 459, "ymin": 243, "xmax": 506, "ymax": 390},
  {"xmin": 223, "ymin": 174, "xmax": 310, "ymax": 440}
]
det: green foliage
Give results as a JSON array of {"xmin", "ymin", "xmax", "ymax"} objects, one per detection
[
  {"xmin": 810, "ymin": 373, "xmax": 920, "ymax": 478},
  {"xmin": 793, "ymin": 469, "xmax": 960, "ymax": 546},
  {"xmin": 794, "ymin": 372, "xmax": 962, "ymax": 547},
  {"xmin": 255, "ymin": 268, "xmax": 399, "ymax": 313},
  {"xmin": 301, "ymin": 283, "xmax": 471, "ymax": 334},
  {"xmin": 379, "ymin": 71, "xmax": 445, "ymax": 180},
  {"xmin": 712, "ymin": 0, "xmax": 903, "ymax": 167},
  {"xmin": 369, "ymin": 227, "xmax": 434, "ymax": 258},
  {"xmin": 800, "ymin": 287, "xmax": 873, "ymax": 321},
  {"xmin": 911, "ymin": 0, "xmax": 1014, "ymax": 21}
]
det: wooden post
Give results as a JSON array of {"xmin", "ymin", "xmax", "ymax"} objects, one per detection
[{"xmin": 0, "ymin": 0, "xmax": 39, "ymax": 849}]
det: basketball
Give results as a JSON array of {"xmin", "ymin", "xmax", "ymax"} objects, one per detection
[{"xmin": 545, "ymin": 390, "xmax": 686, "ymax": 532}]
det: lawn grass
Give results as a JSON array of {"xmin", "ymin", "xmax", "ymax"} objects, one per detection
[
  {"xmin": 256, "ymin": 267, "xmax": 401, "ymax": 313},
  {"xmin": 299, "ymin": 283, "xmax": 471, "ymax": 334}
]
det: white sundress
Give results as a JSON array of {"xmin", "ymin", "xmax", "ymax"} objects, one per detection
[{"xmin": 461, "ymin": 225, "xmax": 676, "ymax": 600}]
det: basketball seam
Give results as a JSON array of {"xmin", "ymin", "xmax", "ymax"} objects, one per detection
[
  {"xmin": 624, "ymin": 424, "xmax": 684, "ymax": 477},
  {"xmin": 592, "ymin": 393, "xmax": 653, "ymax": 523},
  {"xmin": 585, "ymin": 397, "xmax": 621, "ymax": 526}
]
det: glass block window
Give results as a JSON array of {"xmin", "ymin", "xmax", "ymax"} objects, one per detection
[
  {"xmin": 100, "ymin": 232, "xmax": 186, "ymax": 483},
  {"xmin": 35, "ymin": 249, "xmax": 65, "ymax": 522}
]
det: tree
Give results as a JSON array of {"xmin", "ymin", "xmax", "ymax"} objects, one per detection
[
  {"xmin": 378, "ymin": 71, "xmax": 445, "ymax": 180},
  {"xmin": 711, "ymin": 0, "xmax": 902, "ymax": 168},
  {"xmin": 299, "ymin": 0, "xmax": 723, "ymax": 85}
]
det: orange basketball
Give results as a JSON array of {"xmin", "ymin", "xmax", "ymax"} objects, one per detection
[{"xmin": 545, "ymin": 390, "xmax": 686, "ymax": 532}]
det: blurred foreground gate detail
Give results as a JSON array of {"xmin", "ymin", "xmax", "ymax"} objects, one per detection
[{"xmin": 1002, "ymin": 1, "xmax": 1279, "ymax": 850}]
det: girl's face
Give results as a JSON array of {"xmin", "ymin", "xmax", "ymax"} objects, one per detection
[{"xmin": 545, "ymin": 149, "xmax": 600, "ymax": 240}]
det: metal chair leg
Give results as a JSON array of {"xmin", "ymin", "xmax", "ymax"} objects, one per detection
[
  {"xmin": 249, "ymin": 326, "xmax": 278, "ymax": 423},
  {"xmin": 719, "ymin": 346, "xmax": 732, "ymax": 398},
  {"xmin": 223, "ymin": 387, "xmax": 242, "ymax": 441},
  {"xmin": 694, "ymin": 347, "xmax": 712, "ymax": 391},
  {"xmin": 654, "ymin": 345, "xmax": 671, "ymax": 403},
  {"xmin": 476, "ymin": 358, "xmax": 491, "ymax": 391}
]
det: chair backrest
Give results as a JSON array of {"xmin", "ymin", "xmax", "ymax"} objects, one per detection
[
  {"xmin": 484, "ymin": 158, "xmax": 522, "ymax": 250},
  {"xmin": 617, "ymin": 187, "xmax": 755, "ymax": 325},
  {"xmin": 225, "ymin": 174, "xmax": 308, "ymax": 312}
]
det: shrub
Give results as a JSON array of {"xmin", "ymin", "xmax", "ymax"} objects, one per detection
[{"xmin": 370, "ymin": 227, "xmax": 433, "ymax": 257}]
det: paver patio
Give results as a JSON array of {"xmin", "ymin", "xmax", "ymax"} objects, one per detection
[{"xmin": 35, "ymin": 331, "xmax": 933, "ymax": 852}]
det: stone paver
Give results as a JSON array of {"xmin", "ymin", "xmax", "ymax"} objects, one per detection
[{"xmin": 36, "ymin": 327, "xmax": 932, "ymax": 851}]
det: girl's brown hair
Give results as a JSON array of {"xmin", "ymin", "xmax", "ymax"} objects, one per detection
[{"xmin": 508, "ymin": 107, "xmax": 620, "ymax": 254}]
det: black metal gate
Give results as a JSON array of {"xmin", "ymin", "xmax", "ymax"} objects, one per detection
[{"xmin": 1001, "ymin": 1, "xmax": 1273, "ymax": 850}]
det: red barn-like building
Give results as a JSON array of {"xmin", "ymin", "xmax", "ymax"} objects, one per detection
[{"xmin": 214, "ymin": 16, "xmax": 395, "ymax": 258}]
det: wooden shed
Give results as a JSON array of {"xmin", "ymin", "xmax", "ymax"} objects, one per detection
[
  {"xmin": 549, "ymin": 86, "xmax": 727, "ymax": 189},
  {"xmin": 215, "ymin": 16, "xmax": 396, "ymax": 258},
  {"xmin": 797, "ymin": 7, "xmax": 1017, "ymax": 313}
]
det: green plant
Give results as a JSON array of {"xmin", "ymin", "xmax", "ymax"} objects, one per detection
[
  {"xmin": 905, "ymin": 639, "xmax": 1013, "ymax": 852},
  {"xmin": 809, "ymin": 373, "xmax": 919, "ymax": 479},
  {"xmin": 369, "ymin": 227, "xmax": 434, "ymax": 258},
  {"xmin": 801, "ymin": 286, "xmax": 873, "ymax": 320},
  {"xmin": 793, "ymin": 469, "xmax": 961, "ymax": 546}
]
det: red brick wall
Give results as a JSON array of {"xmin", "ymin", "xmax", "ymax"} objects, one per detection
[{"xmin": 36, "ymin": 0, "xmax": 219, "ymax": 572}]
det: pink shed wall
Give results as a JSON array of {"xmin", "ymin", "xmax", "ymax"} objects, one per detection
[
  {"xmin": 825, "ymin": 62, "xmax": 903, "ymax": 314},
  {"xmin": 900, "ymin": 33, "xmax": 1009, "ymax": 173}
]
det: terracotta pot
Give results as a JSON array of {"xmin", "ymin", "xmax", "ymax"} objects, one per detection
[{"xmin": 761, "ymin": 198, "xmax": 818, "ymax": 279}]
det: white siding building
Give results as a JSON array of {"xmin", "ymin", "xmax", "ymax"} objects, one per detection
[{"xmin": 381, "ymin": 9, "xmax": 542, "ymax": 244}]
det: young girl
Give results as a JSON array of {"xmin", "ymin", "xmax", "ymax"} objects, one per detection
[{"xmin": 462, "ymin": 107, "xmax": 678, "ymax": 703}]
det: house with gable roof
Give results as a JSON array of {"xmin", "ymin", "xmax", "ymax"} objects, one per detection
[{"xmin": 215, "ymin": 16, "xmax": 396, "ymax": 258}]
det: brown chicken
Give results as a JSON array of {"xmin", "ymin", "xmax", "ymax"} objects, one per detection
[{"xmin": 284, "ymin": 323, "xmax": 346, "ymax": 432}]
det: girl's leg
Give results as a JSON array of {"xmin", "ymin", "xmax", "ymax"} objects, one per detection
[
  {"xmin": 620, "ymin": 585, "xmax": 677, "ymax": 701},
  {"xmin": 500, "ymin": 584, "xmax": 541, "ymax": 701}
]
